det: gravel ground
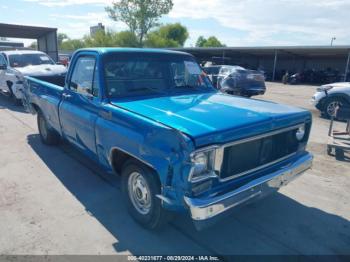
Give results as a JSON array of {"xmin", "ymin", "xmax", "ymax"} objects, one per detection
[{"xmin": 0, "ymin": 82, "xmax": 349, "ymax": 257}]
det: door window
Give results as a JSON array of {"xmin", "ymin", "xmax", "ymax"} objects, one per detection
[
  {"xmin": 0, "ymin": 55, "xmax": 6, "ymax": 66},
  {"xmin": 70, "ymin": 56, "xmax": 98, "ymax": 97}
]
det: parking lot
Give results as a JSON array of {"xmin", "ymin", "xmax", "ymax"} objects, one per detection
[{"xmin": 0, "ymin": 82, "xmax": 349, "ymax": 256}]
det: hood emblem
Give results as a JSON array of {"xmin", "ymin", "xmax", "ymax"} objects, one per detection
[{"xmin": 45, "ymin": 68, "xmax": 51, "ymax": 71}]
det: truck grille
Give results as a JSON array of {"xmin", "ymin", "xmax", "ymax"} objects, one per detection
[{"xmin": 220, "ymin": 128, "xmax": 300, "ymax": 180}]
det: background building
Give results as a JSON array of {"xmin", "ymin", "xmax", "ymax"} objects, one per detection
[{"xmin": 90, "ymin": 23, "xmax": 105, "ymax": 36}]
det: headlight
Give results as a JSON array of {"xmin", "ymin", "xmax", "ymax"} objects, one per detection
[
  {"xmin": 296, "ymin": 124, "xmax": 306, "ymax": 141},
  {"xmin": 189, "ymin": 148, "xmax": 217, "ymax": 182}
]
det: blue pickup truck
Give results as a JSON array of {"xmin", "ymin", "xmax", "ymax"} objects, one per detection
[{"xmin": 24, "ymin": 48, "xmax": 313, "ymax": 230}]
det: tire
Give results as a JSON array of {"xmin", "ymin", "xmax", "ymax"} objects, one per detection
[
  {"xmin": 121, "ymin": 160, "xmax": 170, "ymax": 230},
  {"xmin": 37, "ymin": 110, "xmax": 60, "ymax": 145},
  {"xmin": 323, "ymin": 97, "xmax": 347, "ymax": 119}
]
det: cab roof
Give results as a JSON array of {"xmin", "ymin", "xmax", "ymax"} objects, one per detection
[{"xmin": 77, "ymin": 47, "xmax": 191, "ymax": 56}]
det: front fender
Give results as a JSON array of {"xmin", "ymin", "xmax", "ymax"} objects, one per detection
[{"xmin": 95, "ymin": 104, "xmax": 194, "ymax": 209}]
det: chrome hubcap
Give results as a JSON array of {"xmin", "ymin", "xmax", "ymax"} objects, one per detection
[
  {"xmin": 327, "ymin": 101, "xmax": 342, "ymax": 117},
  {"xmin": 39, "ymin": 116, "xmax": 48, "ymax": 140},
  {"xmin": 128, "ymin": 172, "xmax": 152, "ymax": 215}
]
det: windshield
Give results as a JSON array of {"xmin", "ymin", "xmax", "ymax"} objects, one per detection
[
  {"xmin": 9, "ymin": 53, "xmax": 55, "ymax": 68},
  {"xmin": 104, "ymin": 52, "xmax": 215, "ymax": 98}
]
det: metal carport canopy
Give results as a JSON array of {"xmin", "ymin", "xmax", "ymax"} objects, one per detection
[
  {"xmin": 0, "ymin": 23, "xmax": 58, "ymax": 61},
  {"xmin": 172, "ymin": 46, "xmax": 350, "ymax": 81},
  {"xmin": 172, "ymin": 45, "xmax": 350, "ymax": 58},
  {"xmin": 0, "ymin": 23, "xmax": 56, "ymax": 39}
]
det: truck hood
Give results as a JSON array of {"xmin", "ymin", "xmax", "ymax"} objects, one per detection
[
  {"xmin": 110, "ymin": 92, "xmax": 311, "ymax": 147},
  {"xmin": 14, "ymin": 64, "xmax": 67, "ymax": 77}
]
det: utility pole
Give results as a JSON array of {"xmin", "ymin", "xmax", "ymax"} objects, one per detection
[
  {"xmin": 331, "ymin": 37, "xmax": 336, "ymax": 46},
  {"xmin": 272, "ymin": 50, "xmax": 278, "ymax": 81}
]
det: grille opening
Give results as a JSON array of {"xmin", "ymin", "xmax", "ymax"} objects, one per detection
[{"xmin": 220, "ymin": 128, "xmax": 300, "ymax": 180}]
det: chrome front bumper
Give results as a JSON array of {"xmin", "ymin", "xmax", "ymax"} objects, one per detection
[{"xmin": 184, "ymin": 153, "xmax": 313, "ymax": 222}]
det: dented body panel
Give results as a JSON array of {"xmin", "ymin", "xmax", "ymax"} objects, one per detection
[{"xmin": 24, "ymin": 48, "xmax": 313, "ymax": 226}]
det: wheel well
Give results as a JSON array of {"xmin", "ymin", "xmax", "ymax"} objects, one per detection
[
  {"xmin": 110, "ymin": 148, "xmax": 160, "ymax": 182},
  {"xmin": 327, "ymin": 94, "xmax": 350, "ymax": 104},
  {"xmin": 111, "ymin": 148, "xmax": 131, "ymax": 174}
]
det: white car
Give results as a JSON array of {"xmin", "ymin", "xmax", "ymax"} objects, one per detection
[
  {"xmin": 312, "ymin": 82, "xmax": 350, "ymax": 118},
  {"xmin": 0, "ymin": 50, "xmax": 67, "ymax": 104}
]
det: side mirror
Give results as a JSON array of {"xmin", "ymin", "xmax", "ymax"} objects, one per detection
[{"xmin": 0, "ymin": 64, "xmax": 7, "ymax": 70}]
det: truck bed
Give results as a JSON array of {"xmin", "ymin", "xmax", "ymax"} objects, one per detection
[
  {"xmin": 31, "ymin": 74, "xmax": 66, "ymax": 87},
  {"xmin": 24, "ymin": 76, "xmax": 64, "ymax": 134}
]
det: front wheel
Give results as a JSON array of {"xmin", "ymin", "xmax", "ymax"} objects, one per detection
[
  {"xmin": 37, "ymin": 110, "xmax": 60, "ymax": 145},
  {"xmin": 121, "ymin": 160, "xmax": 170, "ymax": 230},
  {"xmin": 323, "ymin": 97, "xmax": 346, "ymax": 118}
]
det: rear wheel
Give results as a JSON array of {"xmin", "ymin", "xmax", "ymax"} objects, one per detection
[
  {"xmin": 121, "ymin": 160, "xmax": 170, "ymax": 230},
  {"xmin": 37, "ymin": 110, "xmax": 60, "ymax": 145}
]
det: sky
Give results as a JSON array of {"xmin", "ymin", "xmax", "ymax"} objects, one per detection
[{"xmin": 0, "ymin": 0, "xmax": 350, "ymax": 47}]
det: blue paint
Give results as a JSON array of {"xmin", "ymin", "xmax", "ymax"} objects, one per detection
[{"xmin": 24, "ymin": 48, "xmax": 313, "ymax": 222}]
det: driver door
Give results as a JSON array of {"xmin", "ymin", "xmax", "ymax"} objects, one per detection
[{"xmin": 59, "ymin": 53, "xmax": 101, "ymax": 160}]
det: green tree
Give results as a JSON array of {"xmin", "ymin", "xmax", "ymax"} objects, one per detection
[
  {"xmin": 113, "ymin": 31, "xmax": 140, "ymax": 47},
  {"xmin": 29, "ymin": 41, "xmax": 37, "ymax": 49},
  {"xmin": 144, "ymin": 23, "xmax": 189, "ymax": 48},
  {"xmin": 57, "ymin": 33, "xmax": 68, "ymax": 47},
  {"xmin": 195, "ymin": 36, "xmax": 206, "ymax": 47},
  {"xmin": 105, "ymin": 0, "xmax": 173, "ymax": 45},
  {"xmin": 84, "ymin": 31, "xmax": 115, "ymax": 47},
  {"xmin": 144, "ymin": 33, "xmax": 177, "ymax": 48},
  {"xmin": 60, "ymin": 39, "xmax": 85, "ymax": 51},
  {"xmin": 195, "ymin": 36, "xmax": 225, "ymax": 47}
]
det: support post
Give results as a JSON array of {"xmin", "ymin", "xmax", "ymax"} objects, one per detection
[
  {"xmin": 272, "ymin": 50, "xmax": 278, "ymax": 81},
  {"xmin": 344, "ymin": 50, "xmax": 350, "ymax": 82}
]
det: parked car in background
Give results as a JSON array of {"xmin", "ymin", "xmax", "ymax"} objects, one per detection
[
  {"xmin": 0, "ymin": 50, "xmax": 67, "ymax": 104},
  {"xmin": 24, "ymin": 48, "xmax": 312, "ymax": 230},
  {"xmin": 58, "ymin": 53, "xmax": 72, "ymax": 67},
  {"xmin": 204, "ymin": 65, "xmax": 266, "ymax": 97},
  {"xmin": 312, "ymin": 82, "xmax": 350, "ymax": 118}
]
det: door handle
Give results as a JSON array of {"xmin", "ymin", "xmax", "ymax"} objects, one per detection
[{"xmin": 62, "ymin": 93, "xmax": 72, "ymax": 98}]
